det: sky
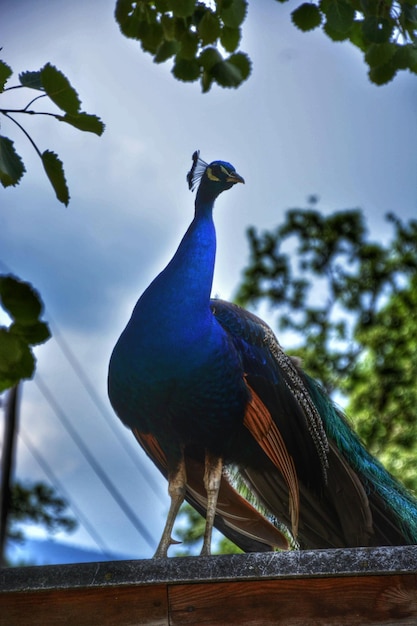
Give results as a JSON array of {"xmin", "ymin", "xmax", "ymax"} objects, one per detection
[{"xmin": 1, "ymin": 0, "xmax": 416, "ymax": 562}]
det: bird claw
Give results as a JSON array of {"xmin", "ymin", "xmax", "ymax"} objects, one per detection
[{"xmin": 169, "ymin": 537, "xmax": 182, "ymax": 546}]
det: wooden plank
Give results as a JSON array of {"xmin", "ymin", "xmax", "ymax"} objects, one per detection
[
  {"xmin": 169, "ymin": 574, "xmax": 417, "ymax": 626},
  {"xmin": 0, "ymin": 584, "xmax": 168, "ymax": 626},
  {"xmin": 2, "ymin": 546, "xmax": 417, "ymax": 591},
  {"xmin": 1, "ymin": 547, "xmax": 417, "ymax": 625}
]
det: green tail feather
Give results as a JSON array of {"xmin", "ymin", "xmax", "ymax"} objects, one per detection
[{"xmin": 305, "ymin": 375, "xmax": 417, "ymax": 543}]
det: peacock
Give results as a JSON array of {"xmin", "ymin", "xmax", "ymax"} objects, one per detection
[{"xmin": 108, "ymin": 151, "xmax": 417, "ymax": 557}]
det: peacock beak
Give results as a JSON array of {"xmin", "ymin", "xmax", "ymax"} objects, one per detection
[{"xmin": 227, "ymin": 172, "xmax": 245, "ymax": 185}]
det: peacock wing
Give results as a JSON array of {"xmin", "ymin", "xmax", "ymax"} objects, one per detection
[{"xmin": 211, "ymin": 299, "xmax": 375, "ymax": 548}]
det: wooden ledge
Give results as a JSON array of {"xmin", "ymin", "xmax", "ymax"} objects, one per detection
[{"xmin": 1, "ymin": 546, "xmax": 417, "ymax": 625}]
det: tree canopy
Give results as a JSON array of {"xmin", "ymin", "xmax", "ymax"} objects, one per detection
[
  {"xmin": 115, "ymin": 0, "xmax": 417, "ymax": 89},
  {"xmin": 236, "ymin": 205, "xmax": 417, "ymax": 492}
]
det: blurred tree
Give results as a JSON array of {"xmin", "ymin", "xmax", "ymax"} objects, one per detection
[
  {"xmin": 2, "ymin": 480, "xmax": 77, "ymax": 566},
  {"xmin": 346, "ymin": 274, "xmax": 417, "ymax": 491},
  {"xmin": 235, "ymin": 205, "xmax": 417, "ymax": 491},
  {"xmin": 8, "ymin": 480, "xmax": 77, "ymax": 543},
  {"xmin": 114, "ymin": 0, "xmax": 417, "ymax": 89}
]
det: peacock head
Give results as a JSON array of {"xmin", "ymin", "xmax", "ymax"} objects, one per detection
[{"xmin": 187, "ymin": 150, "xmax": 244, "ymax": 203}]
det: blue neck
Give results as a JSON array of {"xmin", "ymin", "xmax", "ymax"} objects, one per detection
[{"xmin": 130, "ymin": 197, "xmax": 217, "ymax": 341}]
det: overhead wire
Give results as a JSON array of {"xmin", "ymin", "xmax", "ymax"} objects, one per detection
[
  {"xmin": 18, "ymin": 429, "xmax": 114, "ymax": 559},
  {"xmin": 48, "ymin": 318, "xmax": 165, "ymax": 502},
  {"xmin": 34, "ymin": 374, "xmax": 157, "ymax": 551}
]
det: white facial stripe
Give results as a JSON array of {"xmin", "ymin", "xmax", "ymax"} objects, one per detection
[{"xmin": 206, "ymin": 167, "xmax": 220, "ymax": 182}]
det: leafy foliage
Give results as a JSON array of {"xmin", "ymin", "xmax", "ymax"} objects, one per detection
[
  {"xmin": 0, "ymin": 275, "xmax": 51, "ymax": 393},
  {"xmin": 0, "ymin": 59, "xmax": 104, "ymax": 204},
  {"xmin": 0, "ymin": 61, "xmax": 12, "ymax": 92},
  {"xmin": 235, "ymin": 205, "xmax": 417, "ymax": 492},
  {"xmin": 347, "ymin": 275, "xmax": 417, "ymax": 491},
  {"xmin": 114, "ymin": 1, "xmax": 417, "ymax": 87},
  {"xmin": 41, "ymin": 150, "xmax": 70, "ymax": 206},
  {"xmin": 8, "ymin": 480, "xmax": 77, "ymax": 543},
  {"xmin": 0, "ymin": 136, "xmax": 26, "ymax": 187},
  {"xmin": 40, "ymin": 63, "xmax": 82, "ymax": 114},
  {"xmin": 291, "ymin": 3, "xmax": 323, "ymax": 31},
  {"xmin": 114, "ymin": 0, "xmax": 251, "ymax": 92}
]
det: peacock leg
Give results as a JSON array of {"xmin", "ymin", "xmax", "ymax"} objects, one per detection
[
  {"xmin": 200, "ymin": 452, "xmax": 223, "ymax": 556},
  {"xmin": 153, "ymin": 457, "xmax": 186, "ymax": 558}
]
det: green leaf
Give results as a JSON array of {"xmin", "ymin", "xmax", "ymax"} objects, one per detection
[
  {"xmin": 0, "ymin": 275, "xmax": 50, "ymax": 391},
  {"xmin": 349, "ymin": 19, "xmax": 367, "ymax": 51},
  {"xmin": 0, "ymin": 275, "xmax": 43, "ymax": 324},
  {"xmin": 179, "ymin": 31, "xmax": 199, "ymax": 60},
  {"xmin": 41, "ymin": 150, "xmax": 70, "ymax": 206},
  {"xmin": 114, "ymin": 0, "xmax": 142, "ymax": 39},
  {"xmin": 325, "ymin": 0, "xmax": 355, "ymax": 34},
  {"xmin": 368, "ymin": 61, "xmax": 397, "ymax": 84},
  {"xmin": 172, "ymin": 58, "xmax": 200, "ymax": 82},
  {"xmin": 201, "ymin": 70, "xmax": 214, "ymax": 93},
  {"xmin": 155, "ymin": 39, "xmax": 180, "ymax": 63},
  {"xmin": 228, "ymin": 52, "xmax": 251, "ymax": 81},
  {"xmin": 219, "ymin": 0, "xmax": 248, "ymax": 28},
  {"xmin": 323, "ymin": 22, "xmax": 350, "ymax": 40},
  {"xmin": 40, "ymin": 63, "xmax": 81, "ymax": 114},
  {"xmin": 220, "ymin": 26, "xmax": 241, "ymax": 52},
  {"xmin": 59, "ymin": 112, "xmax": 105, "ymax": 135},
  {"xmin": 362, "ymin": 16, "xmax": 393, "ymax": 43},
  {"xmin": 198, "ymin": 10, "xmax": 221, "ymax": 45},
  {"xmin": 19, "ymin": 70, "xmax": 43, "ymax": 90},
  {"xmin": 161, "ymin": 15, "xmax": 176, "ymax": 40},
  {"xmin": 0, "ymin": 328, "xmax": 35, "ymax": 392},
  {"xmin": 140, "ymin": 21, "xmax": 164, "ymax": 54},
  {"xmin": 10, "ymin": 321, "xmax": 51, "ymax": 345},
  {"xmin": 0, "ymin": 136, "xmax": 26, "ymax": 188},
  {"xmin": 173, "ymin": 17, "xmax": 188, "ymax": 41},
  {"xmin": 394, "ymin": 45, "xmax": 417, "ymax": 73},
  {"xmin": 0, "ymin": 60, "xmax": 12, "ymax": 92},
  {"xmin": 172, "ymin": 0, "xmax": 196, "ymax": 18},
  {"xmin": 212, "ymin": 59, "xmax": 243, "ymax": 88},
  {"xmin": 365, "ymin": 43, "xmax": 396, "ymax": 68},
  {"xmin": 394, "ymin": 45, "xmax": 412, "ymax": 70},
  {"xmin": 402, "ymin": 2, "xmax": 417, "ymax": 26},
  {"xmin": 408, "ymin": 47, "xmax": 417, "ymax": 73},
  {"xmin": 0, "ymin": 329, "xmax": 21, "ymax": 371},
  {"xmin": 291, "ymin": 3, "xmax": 323, "ymax": 32},
  {"xmin": 199, "ymin": 47, "xmax": 223, "ymax": 71},
  {"xmin": 154, "ymin": 0, "xmax": 169, "ymax": 10}
]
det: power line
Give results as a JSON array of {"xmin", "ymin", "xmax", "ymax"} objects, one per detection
[
  {"xmin": 19, "ymin": 429, "xmax": 113, "ymax": 559},
  {"xmin": 49, "ymin": 320, "xmax": 165, "ymax": 502},
  {"xmin": 34, "ymin": 374, "xmax": 156, "ymax": 551}
]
